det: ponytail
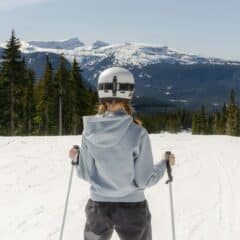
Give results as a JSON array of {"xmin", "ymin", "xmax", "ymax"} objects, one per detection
[{"xmin": 97, "ymin": 101, "xmax": 142, "ymax": 126}]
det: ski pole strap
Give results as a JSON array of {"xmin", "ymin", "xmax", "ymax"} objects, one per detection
[
  {"xmin": 71, "ymin": 145, "xmax": 80, "ymax": 166},
  {"xmin": 165, "ymin": 151, "xmax": 173, "ymax": 184}
]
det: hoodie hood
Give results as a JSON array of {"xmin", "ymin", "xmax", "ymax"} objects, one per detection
[{"xmin": 83, "ymin": 110, "xmax": 133, "ymax": 148}]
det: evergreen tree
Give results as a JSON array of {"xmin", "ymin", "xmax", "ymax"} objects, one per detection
[
  {"xmin": 0, "ymin": 73, "xmax": 10, "ymax": 135},
  {"xmin": 212, "ymin": 112, "xmax": 220, "ymax": 134},
  {"xmin": 1, "ymin": 30, "xmax": 23, "ymax": 135},
  {"xmin": 35, "ymin": 56, "xmax": 55, "ymax": 135},
  {"xmin": 16, "ymin": 58, "xmax": 31, "ymax": 134},
  {"xmin": 191, "ymin": 114, "xmax": 197, "ymax": 134},
  {"xmin": 206, "ymin": 113, "xmax": 214, "ymax": 134},
  {"xmin": 237, "ymin": 108, "xmax": 240, "ymax": 136},
  {"xmin": 53, "ymin": 54, "xmax": 69, "ymax": 135},
  {"xmin": 66, "ymin": 58, "xmax": 97, "ymax": 134},
  {"xmin": 67, "ymin": 58, "xmax": 84, "ymax": 134},
  {"xmin": 226, "ymin": 90, "xmax": 238, "ymax": 136},
  {"xmin": 192, "ymin": 113, "xmax": 201, "ymax": 134},
  {"xmin": 199, "ymin": 105, "xmax": 207, "ymax": 134},
  {"xmin": 22, "ymin": 69, "xmax": 35, "ymax": 135},
  {"xmin": 219, "ymin": 103, "xmax": 227, "ymax": 134}
]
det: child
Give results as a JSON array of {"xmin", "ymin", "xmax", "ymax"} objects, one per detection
[{"xmin": 69, "ymin": 67, "xmax": 175, "ymax": 240}]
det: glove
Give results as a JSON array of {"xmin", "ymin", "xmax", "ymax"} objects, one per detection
[
  {"xmin": 69, "ymin": 145, "xmax": 80, "ymax": 165},
  {"xmin": 165, "ymin": 152, "xmax": 175, "ymax": 166}
]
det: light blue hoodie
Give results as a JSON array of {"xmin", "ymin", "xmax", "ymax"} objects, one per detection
[{"xmin": 76, "ymin": 110, "xmax": 167, "ymax": 202}]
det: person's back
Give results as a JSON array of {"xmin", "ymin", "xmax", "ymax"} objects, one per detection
[
  {"xmin": 69, "ymin": 67, "xmax": 175, "ymax": 240},
  {"xmin": 78, "ymin": 109, "xmax": 166, "ymax": 202}
]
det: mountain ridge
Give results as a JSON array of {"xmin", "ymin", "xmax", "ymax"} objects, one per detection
[{"xmin": 1, "ymin": 38, "xmax": 240, "ymax": 109}]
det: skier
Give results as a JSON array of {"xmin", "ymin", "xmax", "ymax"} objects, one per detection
[{"xmin": 69, "ymin": 67, "xmax": 175, "ymax": 240}]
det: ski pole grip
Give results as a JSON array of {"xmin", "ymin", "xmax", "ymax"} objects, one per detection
[
  {"xmin": 165, "ymin": 151, "xmax": 173, "ymax": 184},
  {"xmin": 71, "ymin": 145, "xmax": 80, "ymax": 165}
]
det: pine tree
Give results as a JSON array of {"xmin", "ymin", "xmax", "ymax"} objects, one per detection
[
  {"xmin": 192, "ymin": 113, "xmax": 201, "ymax": 134},
  {"xmin": 15, "ymin": 58, "xmax": 31, "ymax": 134},
  {"xmin": 35, "ymin": 56, "xmax": 55, "ymax": 135},
  {"xmin": 22, "ymin": 69, "xmax": 35, "ymax": 135},
  {"xmin": 66, "ymin": 58, "xmax": 97, "ymax": 134},
  {"xmin": 226, "ymin": 90, "xmax": 238, "ymax": 136},
  {"xmin": 67, "ymin": 58, "xmax": 84, "ymax": 134},
  {"xmin": 54, "ymin": 54, "xmax": 69, "ymax": 135},
  {"xmin": 191, "ymin": 106, "xmax": 207, "ymax": 135},
  {"xmin": 42, "ymin": 56, "xmax": 53, "ymax": 134},
  {"xmin": 199, "ymin": 105, "xmax": 207, "ymax": 134},
  {"xmin": 212, "ymin": 112, "xmax": 220, "ymax": 134},
  {"xmin": 219, "ymin": 103, "xmax": 227, "ymax": 134},
  {"xmin": 206, "ymin": 113, "xmax": 214, "ymax": 134},
  {"xmin": 1, "ymin": 30, "xmax": 23, "ymax": 135},
  {"xmin": 0, "ymin": 73, "xmax": 10, "ymax": 135},
  {"xmin": 192, "ymin": 114, "xmax": 197, "ymax": 134}
]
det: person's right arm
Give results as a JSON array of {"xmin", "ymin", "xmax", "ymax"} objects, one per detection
[{"xmin": 69, "ymin": 134, "xmax": 95, "ymax": 182}]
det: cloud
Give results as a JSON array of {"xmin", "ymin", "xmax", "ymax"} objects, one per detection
[{"xmin": 0, "ymin": 0, "xmax": 48, "ymax": 11}]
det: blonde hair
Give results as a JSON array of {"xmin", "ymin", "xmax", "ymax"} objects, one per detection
[{"xmin": 97, "ymin": 100, "xmax": 142, "ymax": 126}]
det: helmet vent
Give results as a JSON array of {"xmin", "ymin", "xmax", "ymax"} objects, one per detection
[{"xmin": 112, "ymin": 76, "xmax": 118, "ymax": 96}]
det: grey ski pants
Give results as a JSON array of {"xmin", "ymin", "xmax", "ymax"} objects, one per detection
[{"xmin": 84, "ymin": 199, "xmax": 152, "ymax": 240}]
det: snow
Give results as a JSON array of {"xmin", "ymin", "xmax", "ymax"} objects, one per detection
[
  {"xmin": 1, "ymin": 38, "xmax": 240, "ymax": 68},
  {"xmin": 170, "ymin": 99, "xmax": 188, "ymax": 103},
  {"xmin": 0, "ymin": 133, "xmax": 240, "ymax": 240},
  {"xmin": 139, "ymin": 72, "xmax": 152, "ymax": 79},
  {"xmin": 2, "ymin": 39, "xmax": 239, "ymax": 68},
  {"xmin": 92, "ymin": 41, "xmax": 109, "ymax": 49}
]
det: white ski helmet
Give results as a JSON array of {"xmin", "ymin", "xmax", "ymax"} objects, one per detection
[{"xmin": 97, "ymin": 67, "xmax": 135, "ymax": 102}]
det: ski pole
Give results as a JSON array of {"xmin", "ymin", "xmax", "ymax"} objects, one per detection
[
  {"xmin": 59, "ymin": 145, "xmax": 80, "ymax": 240},
  {"xmin": 165, "ymin": 151, "xmax": 176, "ymax": 240}
]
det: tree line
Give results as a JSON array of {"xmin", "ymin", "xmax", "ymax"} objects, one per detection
[
  {"xmin": 0, "ymin": 31, "xmax": 97, "ymax": 136},
  {"xmin": 192, "ymin": 90, "xmax": 240, "ymax": 136},
  {"xmin": 141, "ymin": 90, "xmax": 240, "ymax": 137},
  {"xmin": 139, "ymin": 110, "xmax": 193, "ymax": 133}
]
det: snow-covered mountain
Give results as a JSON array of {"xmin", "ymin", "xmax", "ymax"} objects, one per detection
[
  {"xmin": 1, "ymin": 38, "xmax": 240, "ymax": 109},
  {"xmin": 17, "ymin": 39, "xmax": 240, "ymax": 68},
  {"xmin": 92, "ymin": 40, "xmax": 109, "ymax": 49},
  {"xmin": 2, "ymin": 37, "xmax": 239, "ymax": 73},
  {"xmin": 0, "ymin": 133, "xmax": 239, "ymax": 239},
  {"xmin": 28, "ymin": 37, "xmax": 85, "ymax": 50}
]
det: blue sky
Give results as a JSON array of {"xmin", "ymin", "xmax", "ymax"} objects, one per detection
[{"xmin": 1, "ymin": 0, "xmax": 240, "ymax": 60}]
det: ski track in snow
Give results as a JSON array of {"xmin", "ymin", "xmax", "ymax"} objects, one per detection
[{"xmin": 0, "ymin": 133, "xmax": 239, "ymax": 240}]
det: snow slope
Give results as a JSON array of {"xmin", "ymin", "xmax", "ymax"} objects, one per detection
[{"xmin": 0, "ymin": 133, "xmax": 240, "ymax": 240}]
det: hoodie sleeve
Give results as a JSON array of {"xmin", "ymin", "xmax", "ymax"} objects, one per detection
[
  {"xmin": 134, "ymin": 129, "xmax": 167, "ymax": 188},
  {"xmin": 76, "ymin": 134, "xmax": 95, "ymax": 182}
]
